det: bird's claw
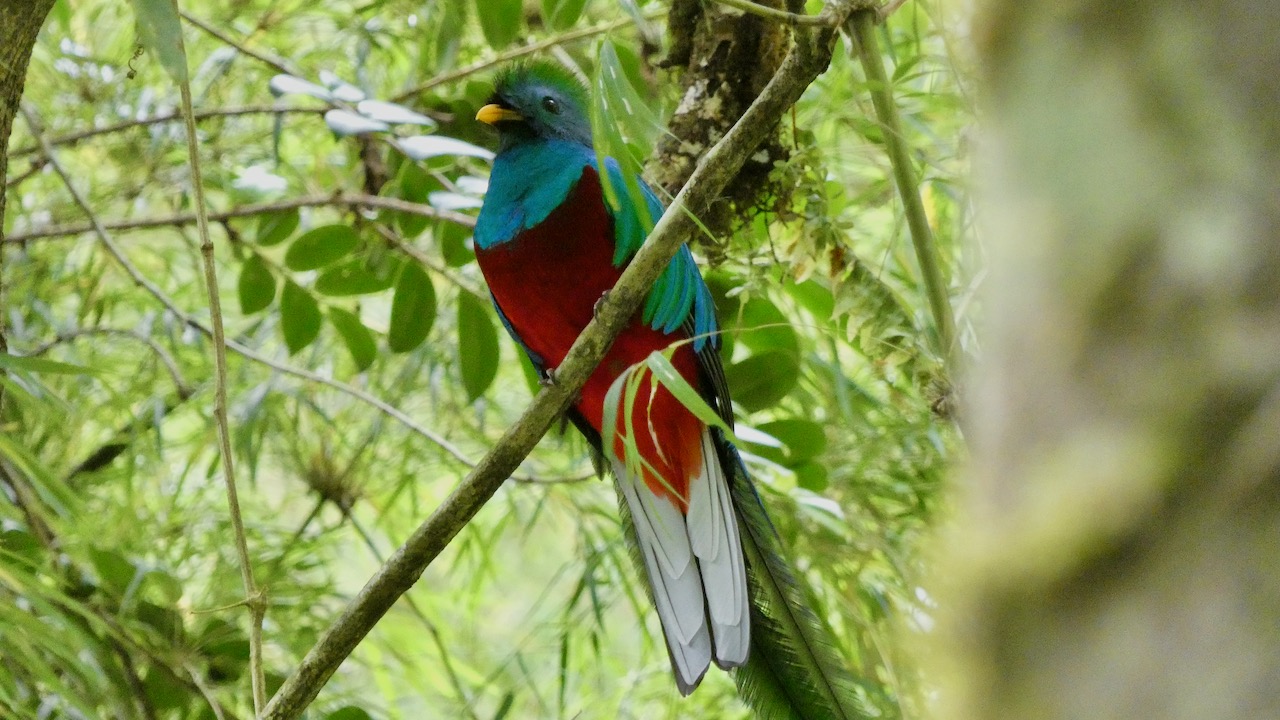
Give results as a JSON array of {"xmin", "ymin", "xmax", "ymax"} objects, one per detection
[
  {"xmin": 593, "ymin": 291, "xmax": 611, "ymax": 319},
  {"xmin": 539, "ymin": 369, "xmax": 558, "ymax": 387}
]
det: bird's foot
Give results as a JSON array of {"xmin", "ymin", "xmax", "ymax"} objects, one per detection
[
  {"xmin": 593, "ymin": 291, "xmax": 611, "ymax": 319},
  {"xmin": 539, "ymin": 369, "xmax": 558, "ymax": 387}
]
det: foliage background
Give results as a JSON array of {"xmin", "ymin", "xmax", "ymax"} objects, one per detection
[{"xmin": 1, "ymin": 0, "xmax": 971, "ymax": 717}]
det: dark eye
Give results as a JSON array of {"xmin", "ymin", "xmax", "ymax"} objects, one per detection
[{"xmin": 542, "ymin": 96, "xmax": 560, "ymax": 114}]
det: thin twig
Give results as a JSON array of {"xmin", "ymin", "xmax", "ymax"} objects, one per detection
[
  {"xmin": 260, "ymin": 4, "xmax": 849, "ymax": 714},
  {"xmin": 709, "ymin": 0, "xmax": 837, "ymax": 26},
  {"xmin": 8, "ymin": 106, "xmax": 326, "ymax": 159},
  {"xmin": 847, "ymin": 9, "xmax": 958, "ymax": 363},
  {"xmin": 173, "ymin": 26, "xmax": 269, "ymax": 713},
  {"xmin": 391, "ymin": 13, "xmax": 662, "ymax": 103},
  {"xmin": 4, "ymin": 192, "xmax": 475, "ymax": 243},
  {"xmin": 29, "ymin": 327, "xmax": 192, "ymax": 396},
  {"xmin": 180, "ymin": 10, "xmax": 301, "ymax": 77}
]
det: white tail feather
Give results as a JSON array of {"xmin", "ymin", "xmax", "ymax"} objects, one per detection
[
  {"xmin": 614, "ymin": 460, "xmax": 711, "ymax": 691},
  {"xmin": 613, "ymin": 427, "xmax": 750, "ymax": 694},
  {"xmin": 687, "ymin": 429, "xmax": 750, "ymax": 667}
]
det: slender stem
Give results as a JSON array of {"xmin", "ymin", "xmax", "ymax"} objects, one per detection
[
  {"xmin": 709, "ymin": 0, "xmax": 836, "ymax": 26},
  {"xmin": 8, "ymin": 105, "xmax": 327, "ymax": 159},
  {"xmin": 848, "ymin": 9, "xmax": 958, "ymax": 363},
  {"xmin": 391, "ymin": 12, "xmax": 662, "ymax": 103},
  {"xmin": 174, "ymin": 31, "xmax": 269, "ymax": 714},
  {"xmin": 4, "ymin": 192, "xmax": 475, "ymax": 243},
  {"xmin": 259, "ymin": 6, "xmax": 848, "ymax": 715}
]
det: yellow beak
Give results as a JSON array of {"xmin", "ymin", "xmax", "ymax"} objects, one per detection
[{"xmin": 476, "ymin": 104, "xmax": 524, "ymax": 125}]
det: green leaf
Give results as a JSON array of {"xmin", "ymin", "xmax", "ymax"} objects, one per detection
[
  {"xmin": 737, "ymin": 294, "xmax": 799, "ymax": 356},
  {"xmin": 325, "ymin": 708, "xmax": 373, "ymax": 720},
  {"xmin": 88, "ymin": 548, "xmax": 138, "ymax": 597},
  {"xmin": 390, "ymin": 162, "xmax": 441, "ymax": 238},
  {"xmin": 328, "ymin": 308, "xmax": 377, "ymax": 371},
  {"xmin": 516, "ymin": 350, "xmax": 542, "ymax": 397},
  {"xmin": 439, "ymin": 220, "xmax": 475, "ymax": 267},
  {"xmin": 476, "ymin": 0, "xmax": 522, "ymax": 49},
  {"xmin": 129, "ymin": 0, "xmax": 188, "ymax": 83},
  {"xmin": 758, "ymin": 419, "xmax": 827, "ymax": 463},
  {"xmin": 542, "ymin": 0, "xmax": 588, "ymax": 30},
  {"xmin": 457, "ymin": 292, "xmax": 499, "ymax": 401},
  {"xmin": 388, "ymin": 263, "xmax": 436, "ymax": 352},
  {"xmin": 280, "ymin": 281, "xmax": 322, "ymax": 354},
  {"xmin": 255, "ymin": 209, "xmax": 300, "ymax": 246},
  {"xmin": 0, "ymin": 353, "xmax": 94, "ymax": 376},
  {"xmin": 142, "ymin": 665, "xmax": 189, "ymax": 710},
  {"xmin": 314, "ymin": 260, "xmax": 394, "ymax": 296},
  {"xmin": 238, "ymin": 254, "xmax": 276, "ymax": 314},
  {"xmin": 723, "ymin": 350, "xmax": 800, "ymax": 412},
  {"xmin": 793, "ymin": 461, "xmax": 830, "ymax": 492},
  {"xmin": 284, "ymin": 224, "xmax": 359, "ymax": 271}
]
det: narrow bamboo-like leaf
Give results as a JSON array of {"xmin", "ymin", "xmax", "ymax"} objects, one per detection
[
  {"xmin": 475, "ymin": 0, "xmax": 522, "ymax": 49},
  {"xmin": 643, "ymin": 351, "xmax": 735, "ymax": 436},
  {"xmin": 327, "ymin": 308, "xmax": 377, "ymax": 371},
  {"xmin": 456, "ymin": 292, "xmax": 499, "ymax": 401},
  {"xmin": 388, "ymin": 263, "xmax": 436, "ymax": 352},
  {"xmin": 324, "ymin": 109, "xmax": 390, "ymax": 136},
  {"xmin": 591, "ymin": 40, "xmax": 660, "ymax": 227},
  {"xmin": 255, "ymin": 209, "xmax": 300, "ymax": 246},
  {"xmin": 268, "ymin": 74, "xmax": 332, "ymax": 100},
  {"xmin": 285, "ymin": 225, "xmax": 359, "ymax": 271},
  {"xmin": 314, "ymin": 260, "xmax": 393, "ymax": 296},
  {"xmin": 399, "ymin": 135, "xmax": 495, "ymax": 161},
  {"xmin": 428, "ymin": 191, "xmax": 484, "ymax": 211},
  {"xmin": 356, "ymin": 100, "xmax": 436, "ymax": 127},
  {"xmin": 0, "ymin": 353, "xmax": 94, "ymax": 376},
  {"xmin": 238, "ymin": 254, "xmax": 276, "ymax": 314},
  {"xmin": 280, "ymin": 281, "xmax": 321, "ymax": 354},
  {"xmin": 318, "ymin": 70, "xmax": 365, "ymax": 102},
  {"xmin": 129, "ymin": 0, "xmax": 188, "ymax": 83}
]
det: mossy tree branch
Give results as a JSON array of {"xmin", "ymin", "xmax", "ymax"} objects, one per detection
[{"xmin": 260, "ymin": 4, "xmax": 852, "ymax": 717}]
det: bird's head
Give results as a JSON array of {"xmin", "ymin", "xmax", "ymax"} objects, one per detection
[{"xmin": 476, "ymin": 62, "xmax": 593, "ymax": 151}]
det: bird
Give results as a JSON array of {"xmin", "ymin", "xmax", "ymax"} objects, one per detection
[{"xmin": 472, "ymin": 62, "xmax": 859, "ymax": 713}]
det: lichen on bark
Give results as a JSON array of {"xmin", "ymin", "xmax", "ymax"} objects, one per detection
[{"xmin": 647, "ymin": 0, "xmax": 802, "ymax": 247}]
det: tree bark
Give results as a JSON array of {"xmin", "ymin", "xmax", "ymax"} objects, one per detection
[
  {"xmin": 0, "ymin": 0, "xmax": 56, "ymax": 356},
  {"xmin": 647, "ymin": 0, "xmax": 797, "ymax": 247},
  {"xmin": 948, "ymin": 1, "xmax": 1280, "ymax": 719}
]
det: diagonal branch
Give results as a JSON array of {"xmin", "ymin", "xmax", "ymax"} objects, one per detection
[{"xmin": 260, "ymin": 4, "xmax": 850, "ymax": 716}]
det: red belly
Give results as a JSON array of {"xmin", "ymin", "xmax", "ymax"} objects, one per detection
[{"xmin": 475, "ymin": 168, "xmax": 704, "ymax": 509}]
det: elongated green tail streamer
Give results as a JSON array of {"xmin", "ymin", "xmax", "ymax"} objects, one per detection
[{"xmin": 721, "ymin": 433, "xmax": 870, "ymax": 720}]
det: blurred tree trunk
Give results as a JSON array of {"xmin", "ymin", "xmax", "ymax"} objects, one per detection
[
  {"xmin": 947, "ymin": 1, "xmax": 1280, "ymax": 719},
  {"xmin": 0, "ymin": 0, "xmax": 55, "ymax": 356}
]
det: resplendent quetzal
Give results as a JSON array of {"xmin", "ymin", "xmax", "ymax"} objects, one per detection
[{"xmin": 473, "ymin": 64, "xmax": 854, "ymax": 708}]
